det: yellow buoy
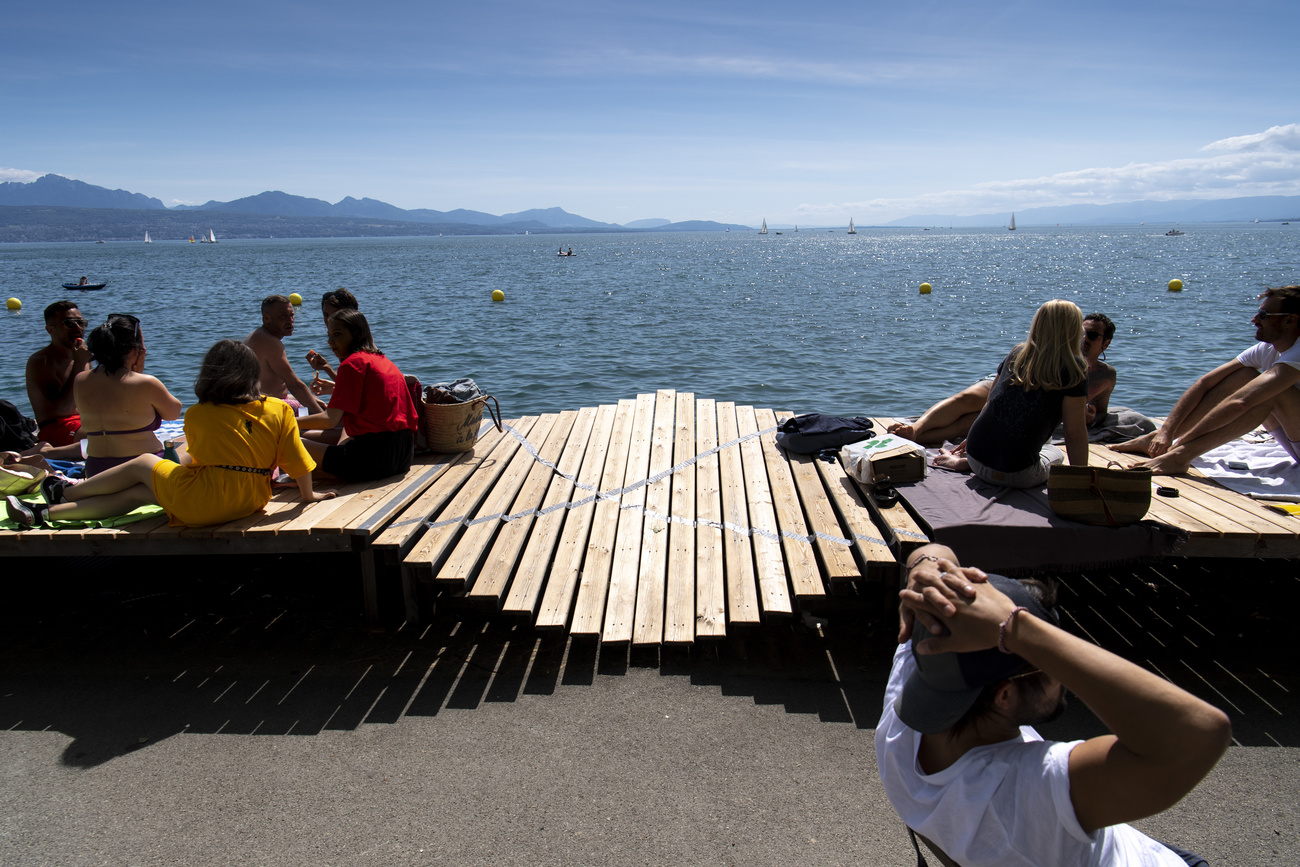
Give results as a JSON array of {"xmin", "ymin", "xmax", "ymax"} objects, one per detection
[
  {"xmin": 1167, "ymin": 279, "xmax": 1183, "ymax": 292},
  {"xmin": 5, "ymin": 297, "xmax": 20, "ymax": 311},
  {"xmin": 288, "ymin": 292, "xmax": 303, "ymax": 306},
  {"xmin": 919, "ymin": 282, "xmax": 932, "ymax": 295},
  {"xmin": 491, "ymin": 289, "xmax": 505, "ymax": 302}
]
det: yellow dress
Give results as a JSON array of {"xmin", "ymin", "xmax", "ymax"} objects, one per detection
[{"xmin": 151, "ymin": 398, "xmax": 315, "ymax": 527}]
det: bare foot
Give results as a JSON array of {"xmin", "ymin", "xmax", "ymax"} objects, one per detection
[
  {"xmin": 1111, "ymin": 431, "xmax": 1156, "ymax": 455},
  {"xmin": 1134, "ymin": 453, "xmax": 1192, "ymax": 475},
  {"xmin": 887, "ymin": 422, "xmax": 916, "ymax": 439},
  {"xmin": 932, "ymin": 451, "xmax": 970, "ymax": 473}
]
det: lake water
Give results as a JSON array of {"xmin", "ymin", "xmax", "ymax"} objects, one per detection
[{"xmin": 1, "ymin": 226, "xmax": 1296, "ymax": 420}]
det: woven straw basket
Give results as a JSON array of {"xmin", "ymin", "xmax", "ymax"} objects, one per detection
[{"xmin": 424, "ymin": 394, "xmax": 502, "ymax": 453}]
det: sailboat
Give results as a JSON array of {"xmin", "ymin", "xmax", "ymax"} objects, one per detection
[
  {"xmin": 1008, "ymin": 213, "xmax": 1017, "ymax": 231},
  {"xmin": 200, "ymin": 229, "xmax": 217, "ymax": 243},
  {"xmin": 759, "ymin": 219, "xmax": 768, "ymax": 235},
  {"xmin": 848, "ymin": 218, "xmax": 857, "ymax": 235},
  {"xmin": 144, "ymin": 231, "xmax": 152, "ymax": 244}
]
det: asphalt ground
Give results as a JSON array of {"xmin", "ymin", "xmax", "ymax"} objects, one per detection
[{"xmin": 1, "ymin": 556, "xmax": 1297, "ymax": 866}]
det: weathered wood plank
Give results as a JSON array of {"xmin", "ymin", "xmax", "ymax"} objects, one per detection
[
  {"xmin": 569, "ymin": 399, "xmax": 637, "ymax": 636},
  {"xmin": 736, "ymin": 405, "xmax": 792, "ymax": 616},
  {"xmin": 693, "ymin": 398, "xmax": 727, "ymax": 639},
  {"xmin": 632, "ymin": 390, "xmax": 677, "ymax": 646},
  {"xmin": 716, "ymin": 401, "xmax": 760, "ymax": 625},
  {"xmin": 373, "ymin": 431, "xmax": 508, "ymax": 555},
  {"xmin": 534, "ymin": 403, "xmax": 619, "ymax": 629},
  {"xmin": 811, "ymin": 449, "xmax": 897, "ymax": 581},
  {"xmin": 402, "ymin": 416, "xmax": 538, "ymax": 580},
  {"xmin": 602, "ymin": 392, "xmax": 657, "ymax": 643},
  {"xmin": 758, "ymin": 409, "xmax": 828, "ymax": 596},
  {"xmin": 503, "ymin": 406, "xmax": 598, "ymax": 617},
  {"xmin": 467, "ymin": 411, "xmax": 577, "ymax": 605},
  {"xmin": 664, "ymin": 392, "xmax": 697, "ymax": 644}
]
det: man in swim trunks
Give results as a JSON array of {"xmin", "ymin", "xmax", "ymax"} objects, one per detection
[
  {"xmin": 24, "ymin": 300, "xmax": 92, "ymax": 446},
  {"xmin": 245, "ymin": 294, "xmax": 324, "ymax": 414},
  {"xmin": 890, "ymin": 312, "xmax": 1118, "ymax": 446},
  {"xmin": 1116, "ymin": 286, "xmax": 1300, "ymax": 473}
]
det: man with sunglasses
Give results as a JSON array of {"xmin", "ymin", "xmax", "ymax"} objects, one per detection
[
  {"xmin": 23, "ymin": 300, "xmax": 92, "ymax": 446},
  {"xmin": 879, "ymin": 544, "xmax": 1228, "ymax": 865},
  {"xmin": 1116, "ymin": 285, "xmax": 1300, "ymax": 473}
]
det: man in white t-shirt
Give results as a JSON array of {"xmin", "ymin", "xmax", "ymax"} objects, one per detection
[
  {"xmin": 877, "ymin": 544, "xmax": 1230, "ymax": 866},
  {"xmin": 1115, "ymin": 284, "xmax": 1300, "ymax": 473}
]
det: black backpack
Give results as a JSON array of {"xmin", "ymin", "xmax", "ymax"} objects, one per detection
[{"xmin": 0, "ymin": 399, "xmax": 39, "ymax": 451}]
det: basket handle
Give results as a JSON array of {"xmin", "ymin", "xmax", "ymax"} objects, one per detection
[{"xmin": 483, "ymin": 395, "xmax": 503, "ymax": 432}]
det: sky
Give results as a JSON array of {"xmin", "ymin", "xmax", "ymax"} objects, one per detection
[{"xmin": 2, "ymin": 1, "xmax": 1299, "ymax": 226}]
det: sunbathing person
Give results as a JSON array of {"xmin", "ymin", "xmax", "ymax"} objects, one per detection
[
  {"xmin": 75, "ymin": 314, "xmax": 183, "ymax": 476},
  {"xmin": 1114, "ymin": 286, "xmax": 1300, "ymax": 474},
  {"xmin": 933, "ymin": 299, "xmax": 1089, "ymax": 488},
  {"xmin": 297, "ymin": 310, "xmax": 420, "ymax": 482},
  {"xmin": 25, "ymin": 300, "xmax": 92, "ymax": 447},
  {"xmin": 7, "ymin": 340, "xmax": 333, "ymax": 528},
  {"xmin": 890, "ymin": 312, "xmax": 1116, "ymax": 446}
]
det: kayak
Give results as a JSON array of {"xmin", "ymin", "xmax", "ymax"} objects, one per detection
[{"xmin": 62, "ymin": 282, "xmax": 108, "ymax": 291}]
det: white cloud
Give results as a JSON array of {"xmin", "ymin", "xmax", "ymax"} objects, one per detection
[
  {"xmin": 795, "ymin": 124, "xmax": 1300, "ymax": 222},
  {"xmin": 0, "ymin": 168, "xmax": 42, "ymax": 184}
]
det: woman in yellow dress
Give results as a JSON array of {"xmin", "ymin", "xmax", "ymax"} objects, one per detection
[{"xmin": 6, "ymin": 340, "xmax": 334, "ymax": 528}]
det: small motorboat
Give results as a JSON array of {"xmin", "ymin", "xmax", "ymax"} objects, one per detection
[
  {"xmin": 1165, "ymin": 229, "xmax": 1185, "ymax": 236},
  {"xmin": 62, "ymin": 281, "xmax": 108, "ymax": 291}
]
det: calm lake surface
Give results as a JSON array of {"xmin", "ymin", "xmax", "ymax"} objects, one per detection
[{"xmin": 2, "ymin": 226, "xmax": 1296, "ymax": 420}]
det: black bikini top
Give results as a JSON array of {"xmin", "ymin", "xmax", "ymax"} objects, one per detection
[{"xmin": 84, "ymin": 410, "xmax": 164, "ymax": 438}]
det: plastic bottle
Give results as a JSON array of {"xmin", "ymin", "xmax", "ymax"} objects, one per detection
[{"xmin": 163, "ymin": 440, "xmax": 179, "ymax": 463}]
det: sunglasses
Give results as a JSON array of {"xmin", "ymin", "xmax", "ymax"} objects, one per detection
[
  {"xmin": 1083, "ymin": 330, "xmax": 1103, "ymax": 342},
  {"xmin": 60, "ymin": 318, "xmax": 89, "ymax": 329},
  {"xmin": 1256, "ymin": 308, "xmax": 1292, "ymax": 320}
]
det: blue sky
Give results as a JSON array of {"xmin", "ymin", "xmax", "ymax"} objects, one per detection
[{"xmin": 3, "ymin": 1, "xmax": 1298, "ymax": 225}]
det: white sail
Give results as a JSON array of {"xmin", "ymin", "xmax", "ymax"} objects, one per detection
[
  {"xmin": 848, "ymin": 218, "xmax": 856, "ymax": 234},
  {"xmin": 1008, "ymin": 213, "xmax": 1016, "ymax": 231},
  {"xmin": 759, "ymin": 219, "xmax": 768, "ymax": 234},
  {"xmin": 144, "ymin": 231, "xmax": 151, "ymax": 243}
]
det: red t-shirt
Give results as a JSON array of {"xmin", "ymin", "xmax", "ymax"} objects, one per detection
[{"xmin": 328, "ymin": 352, "xmax": 419, "ymax": 437}]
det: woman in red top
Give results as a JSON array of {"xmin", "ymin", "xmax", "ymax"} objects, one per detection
[{"xmin": 297, "ymin": 310, "xmax": 419, "ymax": 482}]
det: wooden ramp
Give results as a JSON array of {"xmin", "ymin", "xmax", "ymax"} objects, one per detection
[{"xmin": 395, "ymin": 391, "xmax": 903, "ymax": 643}]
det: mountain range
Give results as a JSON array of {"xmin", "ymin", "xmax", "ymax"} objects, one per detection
[{"xmin": 0, "ymin": 175, "xmax": 727, "ymax": 232}]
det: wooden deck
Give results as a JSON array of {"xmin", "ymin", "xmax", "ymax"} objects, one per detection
[
  {"xmin": 5, "ymin": 398, "xmax": 1297, "ymax": 638},
  {"xmin": 382, "ymin": 393, "xmax": 908, "ymax": 643}
]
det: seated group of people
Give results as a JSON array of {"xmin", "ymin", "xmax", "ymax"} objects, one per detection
[
  {"xmin": 884, "ymin": 284, "xmax": 1300, "ymax": 488},
  {"xmin": 6, "ymin": 290, "xmax": 420, "ymax": 529}
]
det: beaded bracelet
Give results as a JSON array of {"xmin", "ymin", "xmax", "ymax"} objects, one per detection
[{"xmin": 998, "ymin": 606, "xmax": 1028, "ymax": 654}]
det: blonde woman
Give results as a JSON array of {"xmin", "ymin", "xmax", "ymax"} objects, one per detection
[{"xmin": 935, "ymin": 299, "xmax": 1089, "ymax": 488}]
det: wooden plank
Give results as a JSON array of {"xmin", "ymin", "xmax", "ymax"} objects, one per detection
[
  {"xmin": 759, "ymin": 409, "xmax": 828, "ymax": 595},
  {"xmin": 811, "ymin": 449, "xmax": 897, "ymax": 581},
  {"xmin": 569, "ymin": 399, "xmax": 637, "ymax": 637},
  {"xmin": 466, "ymin": 411, "xmax": 577, "ymax": 604},
  {"xmin": 1092, "ymin": 445, "xmax": 1245, "ymax": 538},
  {"xmin": 716, "ymin": 402, "xmax": 760, "ymax": 624},
  {"xmin": 503, "ymin": 406, "xmax": 598, "ymax": 616},
  {"xmin": 372, "ymin": 431, "xmax": 508, "ymax": 554},
  {"xmin": 632, "ymin": 390, "xmax": 677, "ymax": 646},
  {"xmin": 664, "ymin": 392, "xmax": 697, "ymax": 644},
  {"xmin": 534, "ymin": 404, "xmax": 619, "ymax": 629},
  {"xmin": 602, "ymin": 392, "xmax": 657, "ymax": 643},
  {"xmin": 402, "ymin": 416, "xmax": 538, "ymax": 580},
  {"xmin": 693, "ymin": 398, "xmax": 727, "ymax": 639},
  {"xmin": 736, "ymin": 405, "xmax": 792, "ymax": 616},
  {"xmin": 437, "ymin": 413, "xmax": 560, "ymax": 588}
]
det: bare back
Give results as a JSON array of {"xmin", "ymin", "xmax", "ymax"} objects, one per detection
[
  {"xmin": 75, "ymin": 368, "xmax": 183, "ymax": 458},
  {"xmin": 245, "ymin": 326, "xmax": 292, "ymax": 401}
]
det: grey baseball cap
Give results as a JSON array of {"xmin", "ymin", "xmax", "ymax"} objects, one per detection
[{"xmin": 896, "ymin": 575, "xmax": 1058, "ymax": 734}]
